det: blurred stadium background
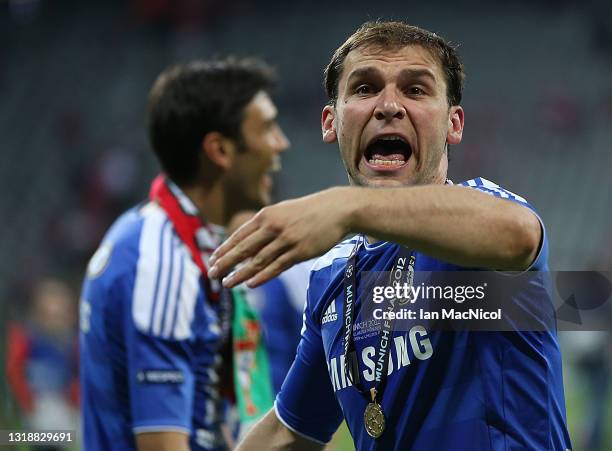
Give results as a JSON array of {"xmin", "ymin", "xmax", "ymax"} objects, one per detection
[{"xmin": 1, "ymin": 0, "xmax": 611, "ymax": 449}]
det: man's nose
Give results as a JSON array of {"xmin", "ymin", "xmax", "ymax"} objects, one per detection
[
  {"xmin": 373, "ymin": 89, "xmax": 406, "ymax": 121},
  {"xmin": 275, "ymin": 127, "xmax": 290, "ymax": 153}
]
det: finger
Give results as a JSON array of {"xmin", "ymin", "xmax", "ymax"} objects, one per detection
[
  {"xmin": 245, "ymin": 251, "xmax": 299, "ymax": 288},
  {"xmin": 209, "ymin": 227, "xmax": 274, "ymax": 279},
  {"xmin": 221, "ymin": 238, "xmax": 292, "ymax": 288},
  {"xmin": 210, "ymin": 218, "xmax": 259, "ymax": 267}
]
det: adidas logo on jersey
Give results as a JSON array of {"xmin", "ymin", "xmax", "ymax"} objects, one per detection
[{"xmin": 322, "ymin": 301, "xmax": 338, "ymax": 324}]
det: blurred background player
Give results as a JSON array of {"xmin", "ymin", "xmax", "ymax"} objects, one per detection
[
  {"xmin": 6, "ymin": 278, "xmax": 79, "ymax": 451},
  {"xmin": 562, "ymin": 331, "xmax": 612, "ymax": 450},
  {"xmin": 79, "ymin": 58, "xmax": 289, "ymax": 451}
]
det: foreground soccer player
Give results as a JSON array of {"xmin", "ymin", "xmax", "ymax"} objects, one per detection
[
  {"xmin": 209, "ymin": 22, "xmax": 572, "ymax": 450},
  {"xmin": 79, "ymin": 58, "xmax": 289, "ymax": 451}
]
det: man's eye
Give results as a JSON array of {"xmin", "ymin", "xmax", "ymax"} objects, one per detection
[
  {"xmin": 355, "ymin": 84, "xmax": 372, "ymax": 95},
  {"xmin": 408, "ymin": 86, "xmax": 425, "ymax": 96}
]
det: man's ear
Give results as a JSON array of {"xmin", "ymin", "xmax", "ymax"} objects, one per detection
[
  {"xmin": 447, "ymin": 105, "xmax": 464, "ymax": 145},
  {"xmin": 202, "ymin": 132, "xmax": 234, "ymax": 170},
  {"xmin": 321, "ymin": 105, "xmax": 337, "ymax": 144}
]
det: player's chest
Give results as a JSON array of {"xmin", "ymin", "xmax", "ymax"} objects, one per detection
[{"xmin": 320, "ymin": 296, "xmax": 435, "ymax": 397}]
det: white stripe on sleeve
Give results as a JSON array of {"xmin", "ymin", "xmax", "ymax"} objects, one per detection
[
  {"xmin": 132, "ymin": 205, "xmax": 167, "ymax": 334},
  {"xmin": 173, "ymin": 255, "xmax": 200, "ymax": 340},
  {"xmin": 152, "ymin": 222, "xmax": 173, "ymax": 336}
]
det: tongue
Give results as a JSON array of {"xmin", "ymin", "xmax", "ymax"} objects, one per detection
[{"xmin": 371, "ymin": 153, "xmax": 406, "ymax": 161}]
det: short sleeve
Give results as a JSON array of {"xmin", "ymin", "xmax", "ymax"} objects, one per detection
[
  {"xmin": 115, "ymin": 265, "xmax": 196, "ymax": 435},
  {"xmin": 274, "ymin": 276, "xmax": 343, "ymax": 444},
  {"xmin": 126, "ymin": 324, "xmax": 195, "ymax": 434},
  {"xmin": 462, "ymin": 177, "xmax": 548, "ymax": 271}
]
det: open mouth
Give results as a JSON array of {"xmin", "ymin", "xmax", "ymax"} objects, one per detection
[
  {"xmin": 270, "ymin": 155, "xmax": 282, "ymax": 173},
  {"xmin": 364, "ymin": 135, "xmax": 412, "ymax": 168},
  {"xmin": 262, "ymin": 157, "xmax": 282, "ymax": 191}
]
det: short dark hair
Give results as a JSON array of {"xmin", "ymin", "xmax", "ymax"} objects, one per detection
[
  {"xmin": 324, "ymin": 21, "xmax": 464, "ymax": 107},
  {"xmin": 147, "ymin": 57, "xmax": 276, "ymax": 186}
]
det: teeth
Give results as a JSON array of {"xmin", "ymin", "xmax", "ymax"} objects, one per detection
[
  {"xmin": 378, "ymin": 135, "xmax": 406, "ymax": 143},
  {"xmin": 271, "ymin": 156, "xmax": 281, "ymax": 172},
  {"xmin": 369, "ymin": 159, "xmax": 405, "ymax": 166}
]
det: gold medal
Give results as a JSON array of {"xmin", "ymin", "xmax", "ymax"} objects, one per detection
[{"xmin": 364, "ymin": 388, "xmax": 385, "ymax": 438}]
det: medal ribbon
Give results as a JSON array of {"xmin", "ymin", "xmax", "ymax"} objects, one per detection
[{"xmin": 342, "ymin": 238, "xmax": 415, "ymax": 425}]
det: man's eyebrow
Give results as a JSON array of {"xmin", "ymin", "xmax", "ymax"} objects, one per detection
[
  {"xmin": 346, "ymin": 66, "xmax": 437, "ymax": 85},
  {"xmin": 346, "ymin": 66, "xmax": 381, "ymax": 84},
  {"xmin": 398, "ymin": 68, "xmax": 437, "ymax": 82}
]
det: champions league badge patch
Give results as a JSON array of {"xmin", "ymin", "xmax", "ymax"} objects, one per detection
[
  {"xmin": 86, "ymin": 244, "xmax": 113, "ymax": 279},
  {"xmin": 136, "ymin": 369, "xmax": 185, "ymax": 384}
]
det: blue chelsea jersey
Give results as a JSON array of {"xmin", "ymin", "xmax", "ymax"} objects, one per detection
[
  {"xmin": 275, "ymin": 178, "xmax": 572, "ymax": 451},
  {"xmin": 79, "ymin": 201, "xmax": 227, "ymax": 451},
  {"xmin": 250, "ymin": 261, "xmax": 311, "ymax": 394}
]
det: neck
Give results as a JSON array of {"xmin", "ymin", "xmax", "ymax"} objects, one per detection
[
  {"xmin": 181, "ymin": 182, "xmax": 227, "ymax": 227},
  {"xmin": 365, "ymin": 235, "xmax": 383, "ymax": 246},
  {"xmin": 431, "ymin": 171, "xmax": 448, "ymax": 185}
]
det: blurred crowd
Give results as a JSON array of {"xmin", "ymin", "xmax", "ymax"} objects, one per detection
[{"xmin": 4, "ymin": 278, "xmax": 79, "ymax": 451}]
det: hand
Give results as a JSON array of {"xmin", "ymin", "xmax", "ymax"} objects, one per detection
[
  {"xmin": 209, "ymin": 188, "xmax": 353, "ymax": 288},
  {"xmin": 227, "ymin": 210, "xmax": 257, "ymax": 235}
]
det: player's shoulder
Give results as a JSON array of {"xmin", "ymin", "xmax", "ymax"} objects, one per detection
[
  {"xmin": 84, "ymin": 202, "xmax": 203, "ymax": 340},
  {"xmin": 85, "ymin": 202, "xmax": 165, "ymax": 280},
  {"xmin": 459, "ymin": 177, "xmax": 529, "ymax": 206},
  {"xmin": 84, "ymin": 204, "xmax": 145, "ymax": 282},
  {"xmin": 461, "ymin": 177, "xmax": 548, "ymax": 270},
  {"xmin": 305, "ymin": 237, "xmax": 359, "ymax": 307},
  {"xmin": 311, "ymin": 237, "xmax": 359, "ymax": 274},
  {"xmin": 277, "ymin": 259, "xmax": 316, "ymax": 312},
  {"xmin": 127, "ymin": 202, "xmax": 202, "ymax": 340}
]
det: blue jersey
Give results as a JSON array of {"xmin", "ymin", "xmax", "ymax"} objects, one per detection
[
  {"xmin": 275, "ymin": 178, "xmax": 572, "ymax": 451},
  {"xmin": 80, "ymin": 199, "xmax": 227, "ymax": 451},
  {"xmin": 250, "ymin": 261, "xmax": 311, "ymax": 393}
]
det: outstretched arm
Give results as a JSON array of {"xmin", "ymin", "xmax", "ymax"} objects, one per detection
[
  {"xmin": 236, "ymin": 409, "xmax": 324, "ymax": 451},
  {"xmin": 209, "ymin": 184, "xmax": 541, "ymax": 288}
]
